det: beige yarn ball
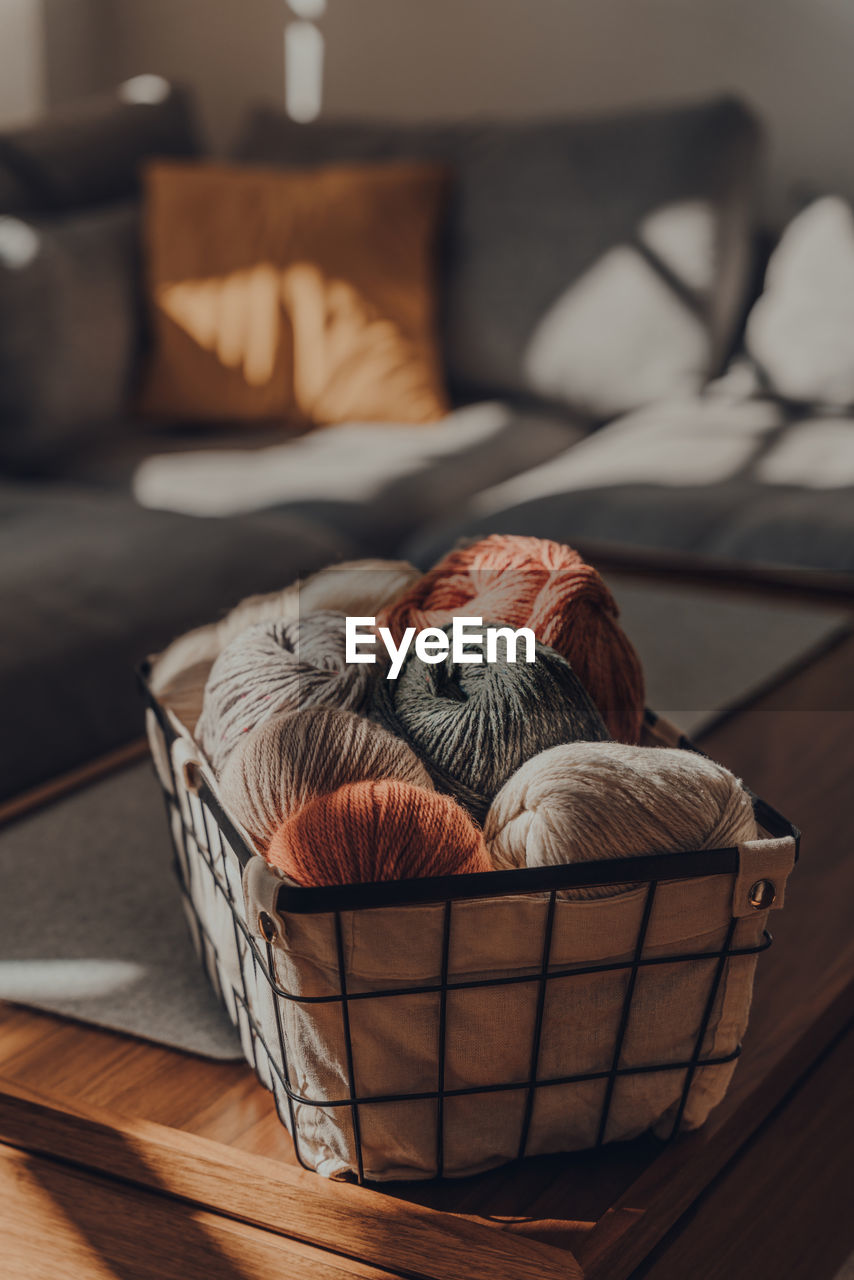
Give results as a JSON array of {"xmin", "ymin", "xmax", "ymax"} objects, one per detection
[
  {"xmin": 195, "ymin": 611, "xmax": 375, "ymax": 774},
  {"xmin": 219, "ymin": 707, "xmax": 434, "ymax": 847},
  {"xmin": 485, "ymin": 742, "xmax": 758, "ymax": 896},
  {"xmin": 150, "ymin": 558, "xmax": 420, "ymax": 691}
]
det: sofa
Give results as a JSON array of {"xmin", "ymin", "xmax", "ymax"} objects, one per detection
[{"xmin": 2, "ymin": 79, "xmax": 852, "ymax": 801}]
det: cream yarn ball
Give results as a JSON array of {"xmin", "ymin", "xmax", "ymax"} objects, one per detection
[
  {"xmin": 219, "ymin": 707, "xmax": 433, "ymax": 847},
  {"xmin": 485, "ymin": 742, "xmax": 758, "ymax": 896}
]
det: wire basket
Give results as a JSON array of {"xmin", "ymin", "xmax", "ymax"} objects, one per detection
[{"xmin": 140, "ymin": 665, "xmax": 798, "ymax": 1183}]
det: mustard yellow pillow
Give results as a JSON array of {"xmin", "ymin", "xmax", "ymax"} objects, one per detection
[{"xmin": 139, "ymin": 159, "xmax": 450, "ymax": 426}]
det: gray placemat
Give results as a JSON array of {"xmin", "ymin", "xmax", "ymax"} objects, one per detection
[
  {"xmin": 0, "ymin": 762, "xmax": 241, "ymax": 1058},
  {"xmin": 0, "ymin": 585, "xmax": 847, "ymax": 1059}
]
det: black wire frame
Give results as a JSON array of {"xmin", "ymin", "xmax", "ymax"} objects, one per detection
[{"xmin": 139, "ymin": 666, "xmax": 798, "ymax": 1182}]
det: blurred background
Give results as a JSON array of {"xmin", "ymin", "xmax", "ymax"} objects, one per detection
[{"xmin": 3, "ymin": 0, "xmax": 854, "ymax": 800}]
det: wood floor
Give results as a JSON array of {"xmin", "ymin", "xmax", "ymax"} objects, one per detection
[{"xmin": 2, "ymin": 625, "xmax": 853, "ymax": 1278}]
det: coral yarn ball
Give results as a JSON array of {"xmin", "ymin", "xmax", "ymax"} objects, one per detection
[
  {"xmin": 378, "ymin": 534, "xmax": 645, "ymax": 743},
  {"xmin": 266, "ymin": 779, "xmax": 492, "ymax": 886}
]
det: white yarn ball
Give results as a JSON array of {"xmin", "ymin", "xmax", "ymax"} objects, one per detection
[{"xmin": 485, "ymin": 741, "xmax": 758, "ymax": 896}]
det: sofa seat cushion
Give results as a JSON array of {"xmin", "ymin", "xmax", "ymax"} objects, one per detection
[
  {"xmin": 403, "ymin": 393, "xmax": 854, "ymax": 576},
  {"xmin": 236, "ymin": 97, "xmax": 761, "ymax": 418},
  {"xmin": 0, "ymin": 481, "xmax": 352, "ymax": 799},
  {"xmin": 126, "ymin": 401, "xmax": 584, "ymax": 555}
]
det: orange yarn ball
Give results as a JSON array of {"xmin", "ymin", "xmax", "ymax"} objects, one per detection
[
  {"xmin": 378, "ymin": 534, "xmax": 645, "ymax": 743},
  {"xmin": 266, "ymin": 779, "xmax": 492, "ymax": 886}
]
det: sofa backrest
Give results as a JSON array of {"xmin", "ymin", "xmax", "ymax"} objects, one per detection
[{"xmin": 236, "ymin": 98, "xmax": 763, "ymax": 419}]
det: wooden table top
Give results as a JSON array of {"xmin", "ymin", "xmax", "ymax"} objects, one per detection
[{"xmin": 2, "ymin": 622, "xmax": 853, "ymax": 1280}]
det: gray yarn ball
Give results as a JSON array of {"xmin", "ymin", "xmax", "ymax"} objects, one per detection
[
  {"xmin": 196, "ymin": 611, "xmax": 373, "ymax": 774},
  {"xmin": 219, "ymin": 707, "xmax": 433, "ymax": 847},
  {"xmin": 485, "ymin": 741, "xmax": 758, "ymax": 896},
  {"xmin": 371, "ymin": 623, "xmax": 610, "ymax": 821}
]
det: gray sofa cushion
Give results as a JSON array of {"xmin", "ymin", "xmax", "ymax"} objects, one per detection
[
  {"xmin": 0, "ymin": 481, "xmax": 352, "ymax": 798},
  {"xmin": 403, "ymin": 395, "xmax": 854, "ymax": 576},
  {"xmin": 0, "ymin": 80, "xmax": 200, "ymax": 216},
  {"xmin": 0, "ymin": 203, "xmax": 141, "ymax": 474},
  {"xmin": 236, "ymin": 98, "xmax": 761, "ymax": 417}
]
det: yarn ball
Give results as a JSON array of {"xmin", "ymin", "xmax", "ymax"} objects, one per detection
[
  {"xmin": 266, "ymin": 779, "xmax": 492, "ymax": 886},
  {"xmin": 377, "ymin": 534, "xmax": 645, "ymax": 743},
  {"xmin": 151, "ymin": 557, "xmax": 420, "ymax": 690},
  {"xmin": 219, "ymin": 707, "xmax": 433, "ymax": 847},
  {"xmin": 372, "ymin": 623, "xmax": 610, "ymax": 821},
  {"xmin": 485, "ymin": 741, "xmax": 758, "ymax": 896},
  {"xmin": 196, "ymin": 611, "xmax": 373, "ymax": 773}
]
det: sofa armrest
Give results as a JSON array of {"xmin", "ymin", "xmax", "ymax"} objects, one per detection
[{"xmin": 0, "ymin": 78, "xmax": 202, "ymax": 216}]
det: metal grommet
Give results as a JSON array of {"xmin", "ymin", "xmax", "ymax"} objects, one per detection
[
  {"xmin": 182, "ymin": 761, "xmax": 202, "ymax": 795},
  {"xmin": 748, "ymin": 879, "xmax": 776, "ymax": 910},
  {"xmin": 258, "ymin": 910, "xmax": 278, "ymax": 943}
]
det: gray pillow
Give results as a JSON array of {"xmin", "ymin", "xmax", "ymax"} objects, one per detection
[
  {"xmin": 235, "ymin": 98, "xmax": 761, "ymax": 418},
  {"xmin": 0, "ymin": 79, "xmax": 200, "ymax": 216},
  {"xmin": 0, "ymin": 203, "xmax": 140, "ymax": 473}
]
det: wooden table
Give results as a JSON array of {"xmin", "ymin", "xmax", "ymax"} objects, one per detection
[{"xmin": 2, "ymin": 618, "xmax": 854, "ymax": 1280}]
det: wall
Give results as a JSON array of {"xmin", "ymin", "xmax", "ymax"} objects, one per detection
[
  {"xmin": 105, "ymin": 0, "xmax": 285, "ymax": 152},
  {"xmin": 0, "ymin": 0, "xmax": 46, "ymax": 125},
  {"xmin": 41, "ymin": 0, "xmax": 116, "ymax": 105},
  {"xmin": 42, "ymin": 0, "xmax": 854, "ymax": 217}
]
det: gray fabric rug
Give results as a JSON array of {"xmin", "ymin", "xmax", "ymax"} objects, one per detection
[
  {"xmin": 0, "ymin": 584, "xmax": 847, "ymax": 1059},
  {"xmin": 0, "ymin": 763, "xmax": 242, "ymax": 1058}
]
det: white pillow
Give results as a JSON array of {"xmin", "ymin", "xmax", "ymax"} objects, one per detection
[
  {"xmin": 746, "ymin": 197, "xmax": 854, "ymax": 405},
  {"xmin": 524, "ymin": 201, "xmax": 715, "ymax": 419}
]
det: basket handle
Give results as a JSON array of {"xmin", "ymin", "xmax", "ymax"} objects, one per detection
[
  {"xmin": 733, "ymin": 836, "xmax": 797, "ymax": 916},
  {"xmin": 170, "ymin": 736, "xmax": 214, "ymax": 796},
  {"xmin": 243, "ymin": 854, "xmax": 290, "ymax": 946}
]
